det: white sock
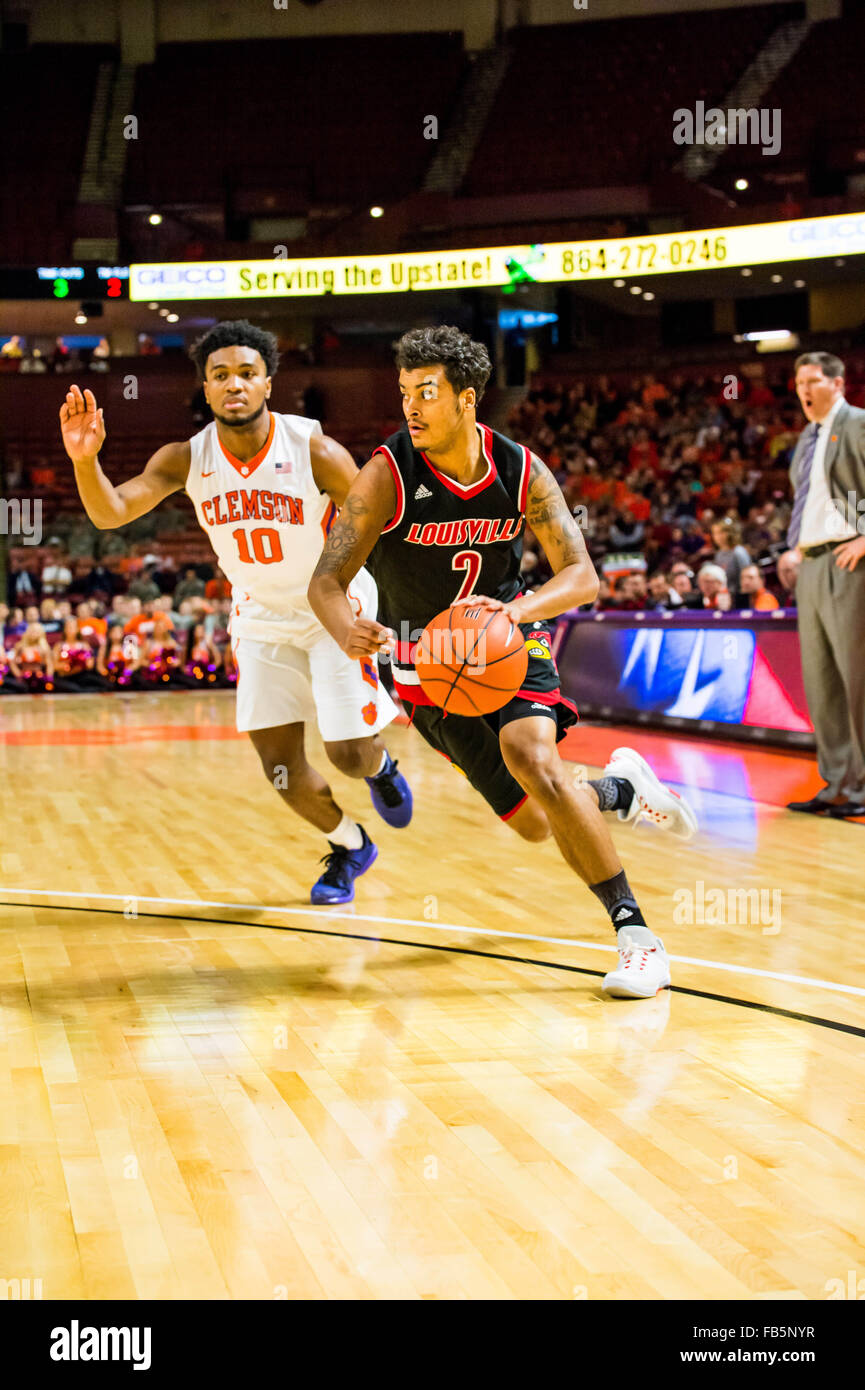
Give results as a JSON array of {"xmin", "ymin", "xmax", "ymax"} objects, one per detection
[
  {"xmin": 371, "ymin": 749, "xmax": 388, "ymax": 777},
  {"xmin": 328, "ymin": 814, "xmax": 364, "ymax": 850}
]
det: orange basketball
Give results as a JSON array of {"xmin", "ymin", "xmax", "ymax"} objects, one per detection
[{"xmin": 414, "ymin": 605, "xmax": 528, "ymax": 716}]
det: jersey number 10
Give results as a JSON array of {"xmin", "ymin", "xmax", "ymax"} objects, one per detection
[{"xmin": 232, "ymin": 527, "xmax": 284, "ymax": 564}]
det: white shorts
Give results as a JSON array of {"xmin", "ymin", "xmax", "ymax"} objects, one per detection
[{"xmin": 232, "ymin": 630, "xmax": 397, "ymax": 739}]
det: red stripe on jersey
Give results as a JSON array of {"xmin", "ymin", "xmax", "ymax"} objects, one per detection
[
  {"xmin": 519, "ymin": 445, "xmax": 532, "ymax": 513},
  {"xmin": 513, "ymin": 686, "xmax": 580, "ymax": 718},
  {"xmin": 393, "ymin": 675, "xmax": 435, "ymax": 706},
  {"xmin": 500, "ymin": 793, "xmax": 529, "ymax": 822},
  {"xmin": 373, "ymin": 444, "xmax": 406, "ymax": 533},
  {"xmin": 420, "ymin": 423, "xmax": 498, "ymax": 499},
  {"xmin": 217, "ymin": 413, "xmax": 275, "ymax": 479}
]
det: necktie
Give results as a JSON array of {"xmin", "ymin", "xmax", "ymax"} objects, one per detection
[{"xmin": 786, "ymin": 423, "xmax": 820, "ymax": 548}]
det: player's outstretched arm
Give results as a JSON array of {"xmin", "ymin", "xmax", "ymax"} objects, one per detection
[
  {"xmin": 308, "ymin": 454, "xmax": 396, "ymax": 658},
  {"xmin": 60, "ymin": 384, "xmax": 189, "ymax": 530},
  {"xmin": 518, "ymin": 454, "xmax": 599, "ymax": 616}
]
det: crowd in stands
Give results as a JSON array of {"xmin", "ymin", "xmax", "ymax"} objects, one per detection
[
  {"xmin": 1, "ymin": 548, "xmax": 235, "ymax": 695},
  {"xmin": 3, "ymin": 359, "xmax": 853, "ymax": 696},
  {"xmin": 1, "ymin": 335, "xmax": 112, "ymax": 374},
  {"xmin": 507, "ymin": 364, "xmax": 855, "ymax": 612}
]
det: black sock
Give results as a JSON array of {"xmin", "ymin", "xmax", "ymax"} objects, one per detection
[
  {"xmin": 588, "ymin": 775, "xmax": 634, "ymax": 813},
  {"xmin": 589, "ymin": 868, "xmax": 648, "ymax": 933}
]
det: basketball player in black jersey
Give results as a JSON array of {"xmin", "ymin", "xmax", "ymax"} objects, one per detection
[{"xmin": 309, "ymin": 327, "xmax": 698, "ymax": 998}]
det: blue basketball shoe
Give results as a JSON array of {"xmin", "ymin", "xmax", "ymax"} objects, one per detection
[
  {"xmin": 310, "ymin": 827, "xmax": 378, "ymax": 904},
  {"xmin": 365, "ymin": 752, "xmax": 413, "ymax": 828}
]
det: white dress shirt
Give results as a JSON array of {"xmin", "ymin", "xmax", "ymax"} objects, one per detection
[{"xmin": 798, "ymin": 396, "xmax": 857, "ymax": 548}]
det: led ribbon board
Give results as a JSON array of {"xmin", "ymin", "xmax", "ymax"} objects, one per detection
[{"xmin": 129, "ymin": 211, "xmax": 865, "ymax": 301}]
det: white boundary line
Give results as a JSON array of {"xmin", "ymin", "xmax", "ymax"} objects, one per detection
[{"xmin": 1, "ymin": 886, "xmax": 864, "ymax": 1001}]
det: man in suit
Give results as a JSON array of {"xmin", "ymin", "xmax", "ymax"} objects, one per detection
[{"xmin": 780, "ymin": 351, "xmax": 865, "ymax": 816}]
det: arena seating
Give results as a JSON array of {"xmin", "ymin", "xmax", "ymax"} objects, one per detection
[
  {"xmin": 463, "ymin": 6, "xmax": 803, "ymax": 197},
  {"xmin": 715, "ymin": 5, "xmax": 865, "ymax": 182},
  {"xmin": 124, "ymin": 34, "xmax": 466, "ymax": 211},
  {"xmin": 0, "ymin": 44, "xmax": 115, "ymax": 262}
]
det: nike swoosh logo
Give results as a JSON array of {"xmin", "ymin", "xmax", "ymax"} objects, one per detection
[{"xmin": 202, "ymin": 470, "xmax": 216, "ymax": 478}]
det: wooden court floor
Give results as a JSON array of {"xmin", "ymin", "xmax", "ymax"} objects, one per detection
[{"xmin": 1, "ymin": 690, "xmax": 863, "ymax": 1300}]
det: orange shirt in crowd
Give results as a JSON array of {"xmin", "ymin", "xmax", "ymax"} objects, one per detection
[
  {"xmin": 205, "ymin": 577, "xmax": 231, "ymax": 600},
  {"xmin": 749, "ymin": 590, "xmax": 780, "ymax": 611},
  {"xmin": 626, "ymin": 495, "xmax": 652, "ymax": 522},
  {"xmin": 123, "ymin": 614, "xmax": 155, "ymax": 638},
  {"xmin": 78, "ymin": 616, "xmax": 107, "ymax": 641}
]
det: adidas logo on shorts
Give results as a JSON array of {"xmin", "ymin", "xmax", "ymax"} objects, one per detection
[{"xmin": 414, "ymin": 483, "xmax": 433, "ymax": 500}]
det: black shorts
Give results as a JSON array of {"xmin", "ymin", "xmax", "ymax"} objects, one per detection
[{"xmin": 406, "ymin": 622, "xmax": 578, "ymax": 820}]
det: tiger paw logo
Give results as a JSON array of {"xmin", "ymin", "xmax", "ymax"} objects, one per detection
[{"xmin": 362, "ymin": 702, "xmax": 377, "ymax": 726}]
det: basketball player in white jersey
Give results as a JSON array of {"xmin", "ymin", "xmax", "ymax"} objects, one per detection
[{"xmin": 59, "ymin": 319, "xmax": 412, "ymax": 904}]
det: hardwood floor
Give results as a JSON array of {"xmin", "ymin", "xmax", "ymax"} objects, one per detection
[{"xmin": 1, "ymin": 691, "xmax": 863, "ymax": 1299}]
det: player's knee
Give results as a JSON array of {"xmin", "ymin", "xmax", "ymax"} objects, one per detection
[
  {"xmin": 324, "ymin": 740, "xmax": 372, "ymax": 778},
  {"xmin": 504, "ymin": 744, "xmax": 561, "ymax": 800}
]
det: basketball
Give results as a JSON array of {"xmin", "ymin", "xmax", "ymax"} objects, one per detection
[{"xmin": 414, "ymin": 605, "xmax": 528, "ymax": 716}]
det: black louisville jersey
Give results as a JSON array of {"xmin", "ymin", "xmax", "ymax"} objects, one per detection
[{"xmin": 367, "ymin": 420, "xmax": 531, "ymax": 630}]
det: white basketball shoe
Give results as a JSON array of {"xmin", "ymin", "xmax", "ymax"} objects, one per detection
[
  {"xmin": 603, "ymin": 747, "xmax": 698, "ymax": 841},
  {"xmin": 602, "ymin": 929, "xmax": 671, "ymax": 999}
]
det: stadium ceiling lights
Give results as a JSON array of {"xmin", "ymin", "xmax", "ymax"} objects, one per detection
[
  {"xmin": 735, "ymin": 178, "xmax": 749, "ymax": 191},
  {"xmin": 740, "ymin": 328, "xmax": 794, "ymax": 342},
  {"xmin": 369, "ymin": 206, "xmax": 384, "ymax": 218},
  {"xmin": 148, "ymin": 213, "xmax": 163, "ymax": 226}
]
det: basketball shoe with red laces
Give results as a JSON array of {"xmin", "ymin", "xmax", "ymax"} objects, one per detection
[
  {"xmin": 603, "ymin": 747, "xmax": 697, "ymax": 841},
  {"xmin": 602, "ymin": 929, "xmax": 671, "ymax": 999}
]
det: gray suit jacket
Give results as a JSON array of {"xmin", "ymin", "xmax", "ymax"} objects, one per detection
[{"xmin": 788, "ymin": 401, "xmax": 865, "ymax": 533}]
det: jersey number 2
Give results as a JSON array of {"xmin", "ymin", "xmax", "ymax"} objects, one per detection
[
  {"xmin": 232, "ymin": 527, "xmax": 284, "ymax": 565},
  {"xmin": 451, "ymin": 549, "xmax": 482, "ymax": 602}
]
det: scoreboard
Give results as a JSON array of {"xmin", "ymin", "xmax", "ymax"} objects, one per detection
[{"xmin": 0, "ymin": 266, "xmax": 129, "ymax": 300}]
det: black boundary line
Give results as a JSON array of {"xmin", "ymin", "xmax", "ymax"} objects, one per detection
[{"xmin": 1, "ymin": 898, "xmax": 863, "ymax": 1039}]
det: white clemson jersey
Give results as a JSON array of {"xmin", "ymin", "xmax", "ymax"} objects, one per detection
[{"xmin": 186, "ymin": 411, "xmax": 364, "ymax": 648}]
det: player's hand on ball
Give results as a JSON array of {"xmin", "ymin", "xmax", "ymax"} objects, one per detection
[
  {"xmin": 343, "ymin": 617, "xmax": 395, "ymax": 659},
  {"xmin": 59, "ymin": 385, "xmax": 106, "ymax": 464},
  {"xmin": 451, "ymin": 593, "xmax": 525, "ymax": 624}
]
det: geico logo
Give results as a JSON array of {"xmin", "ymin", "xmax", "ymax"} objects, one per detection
[
  {"xmin": 138, "ymin": 267, "xmax": 227, "ymax": 285},
  {"xmin": 789, "ymin": 217, "xmax": 865, "ymax": 243}
]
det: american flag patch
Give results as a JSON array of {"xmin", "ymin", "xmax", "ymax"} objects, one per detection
[{"xmin": 274, "ymin": 459, "xmax": 294, "ymax": 474}]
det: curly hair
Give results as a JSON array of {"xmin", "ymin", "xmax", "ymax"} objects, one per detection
[
  {"xmin": 188, "ymin": 320, "xmax": 280, "ymax": 379},
  {"xmin": 394, "ymin": 326, "xmax": 492, "ymax": 403}
]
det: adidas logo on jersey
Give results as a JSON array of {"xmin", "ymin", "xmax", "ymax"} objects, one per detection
[{"xmin": 414, "ymin": 483, "xmax": 433, "ymax": 500}]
